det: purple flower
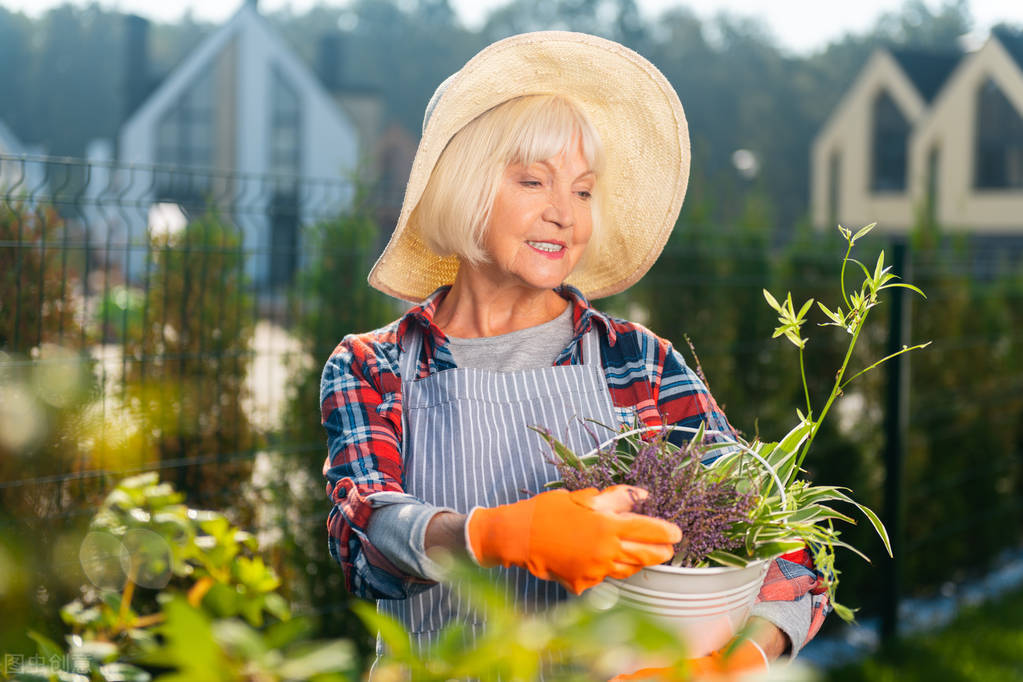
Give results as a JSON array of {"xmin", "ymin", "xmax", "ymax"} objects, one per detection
[{"xmin": 550, "ymin": 431, "xmax": 756, "ymax": 567}]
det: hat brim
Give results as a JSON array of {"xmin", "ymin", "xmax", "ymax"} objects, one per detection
[{"xmin": 368, "ymin": 31, "xmax": 689, "ymax": 302}]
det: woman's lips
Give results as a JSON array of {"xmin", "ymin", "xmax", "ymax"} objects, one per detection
[{"xmin": 526, "ymin": 240, "xmax": 566, "ymax": 259}]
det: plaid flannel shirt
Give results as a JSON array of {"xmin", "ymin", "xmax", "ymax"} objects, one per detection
[{"xmin": 321, "ymin": 285, "xmax": 829, "ymax": 639}]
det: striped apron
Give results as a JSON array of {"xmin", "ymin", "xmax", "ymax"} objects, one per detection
[{"xmin": 378, "ymin": 324, "xmax": 619, "ymax": 654}]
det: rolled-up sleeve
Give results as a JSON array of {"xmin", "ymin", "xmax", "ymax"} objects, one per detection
[
  {"xmin": 752, "ymin": 547, "xmax": 832, "ymax": 657},
  {"xmin": 321, "ymin": 334, "xmax": 436, "ymax": 600}
]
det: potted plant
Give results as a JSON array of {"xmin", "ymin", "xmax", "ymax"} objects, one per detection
[{"xmin": 536, "ymin": 223, "xmax": 929, "ymax": 655}]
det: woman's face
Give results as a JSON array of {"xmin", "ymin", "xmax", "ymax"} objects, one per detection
[{"xmin": 479, "ymin": 137, "xmax": 595, "ymax": 292}]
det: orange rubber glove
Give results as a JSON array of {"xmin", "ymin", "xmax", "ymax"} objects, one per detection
[
  {"xmin": 466, "ymin": 485, "xmax": 681, "ymax": 594},
  {"xmin": 609, "ymin": 639, "xmax": 770, "ymax": 681}
]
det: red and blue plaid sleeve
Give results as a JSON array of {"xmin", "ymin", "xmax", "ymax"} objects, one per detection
[
  {"xmin": 756, "ymin": 546, "xmax": 832, "ymax": 650},
  {"xmin": 320, "ymin": 327, "xmax": 434, "ymax": 599}
]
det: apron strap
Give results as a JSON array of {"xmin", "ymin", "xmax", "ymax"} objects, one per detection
[
  {"xmin": 400, "ymin": 324, "xmax": 424, "ymax": 381},
  {"xmin": 584, "ymin": 325, "xmax": 602, "ymax": 369}
]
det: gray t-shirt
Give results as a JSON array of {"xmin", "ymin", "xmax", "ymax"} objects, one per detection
[{"xmin": 445, "ymin": 304, "xmax": 574, "ymax": 371}]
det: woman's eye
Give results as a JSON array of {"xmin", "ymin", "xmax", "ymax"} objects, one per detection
[
  {"xmin": 576, "ymin": 190, "xmax": 592, "ymax": 200},
  {"xmin": 520, "ymin": 179, "xmax": 542, "ymax": 187}
]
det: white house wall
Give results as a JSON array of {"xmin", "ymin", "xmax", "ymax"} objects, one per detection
[
  {"xmin": 909, "ymin": 38, "xmax": 1023, "ymax": 233},
  {"xmin": 811, "ymin": 51, "xmax": 926, "ymax": 232}
]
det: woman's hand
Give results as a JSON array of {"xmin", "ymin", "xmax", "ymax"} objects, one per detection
[
  {"xmin": 609, "ymin": 618, "xmax": 787, "ymax": 681},
  {"xmin": 460, "ymin": 485, "xmax": 681, "ymax": 594}
]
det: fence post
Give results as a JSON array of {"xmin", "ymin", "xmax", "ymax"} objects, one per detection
[{"xmin": 880, "ymin": 239, "xmax": 911, "ymax": 642}]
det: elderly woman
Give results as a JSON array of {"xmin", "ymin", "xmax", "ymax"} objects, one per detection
[{"xmin": 322, "ymin": 32, "xmax": 827, "ymax": 675}]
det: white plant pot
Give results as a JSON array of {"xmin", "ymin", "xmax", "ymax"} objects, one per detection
[{"xmin": 600, "ymin": 559, "xmax": 771, "ymax": 657}]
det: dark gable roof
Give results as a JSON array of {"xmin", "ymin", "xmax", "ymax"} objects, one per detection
[
  {"xmin": 993, "ymin": 26, "xmax": 1023, "ymax": 73},
  {"xmin": 888, "ymin": 48, "xmax": 962, "ymax": 103}
]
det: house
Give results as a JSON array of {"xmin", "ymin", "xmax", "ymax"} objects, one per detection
[
  {"xmin": 112, "ymin": 0, "xmax": 361, "ymax": 289},
  {"xmin": 811, "ymin": 28, "xmax": 1023, "ymax": 251},
  {"xmin": 810, "ymin": 46, "xmax": 960, "ymax": 231},
  {"xmin": 908, "ymin": 28, "xmax": 1023, "ymax": 234}
]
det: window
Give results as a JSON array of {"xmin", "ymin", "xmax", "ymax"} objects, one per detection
[
  {"xmin": 871, "ymin": 91, "xmax": 909, "ymax": 192},
  {"xmin": 975, "ymin": 78, "xmax": 1023, "ymax": 189},
  {"xmin": 270, "ymin": 67, "xmax": 302, "ymax": 178},
  {"xmin": 155, "ymin": 69, "xmax": 215, "ymax": 206},
  {"xmin": 156, "ymin": 70, "xmax": 214, "ymax": 169}
]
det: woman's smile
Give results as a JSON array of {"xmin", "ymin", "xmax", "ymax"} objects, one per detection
[{"xmin": 526, "ymin": 240, "xmax": 567, "ymax": 257}]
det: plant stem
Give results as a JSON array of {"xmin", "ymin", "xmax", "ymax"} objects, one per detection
[
  {"xmin": 799, "ymin": 347, "xmax": 811, "ymax": 418},
  {"xmin": 839, "ymin": 242, "xmax": 854, "ymax": 312},
  {"xmin": 840, "ymin": 342, "xmax": 931, "ymax": 389},
  {"xmin": 796, "ymin": 317, "xmax": 864, "ymax": 471},
  {"xmin": 119, "ymin": 570, "xmax": 137, "ymax": 626}
]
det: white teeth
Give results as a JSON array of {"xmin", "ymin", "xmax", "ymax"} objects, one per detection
[{"xmin": 527, "ymin": 241, "xmax": 563, "ymax": 252}]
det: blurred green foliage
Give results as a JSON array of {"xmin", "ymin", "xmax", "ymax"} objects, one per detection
[{"xmin": 10, "ymin": 473, "xmax": 357, "ymax": 681}]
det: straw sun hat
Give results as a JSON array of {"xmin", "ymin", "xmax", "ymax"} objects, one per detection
[{"xmin": 368, "ymin": 30, "xmax": 690, "ymax": 302}]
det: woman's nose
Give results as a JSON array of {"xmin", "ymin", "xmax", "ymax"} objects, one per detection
[{"xmin": 542, "ymin": 187, "xmax": 575, "ymax": 228}]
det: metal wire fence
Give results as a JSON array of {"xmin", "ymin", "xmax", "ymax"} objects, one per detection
[{"xmin": 2, "ymin": 152, "xmax": 1022, "ymax": 652}]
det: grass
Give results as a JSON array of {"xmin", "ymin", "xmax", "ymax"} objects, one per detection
[{"xmin": 825, "ymin": 585, "xmax": 1023, "ymax": 682}]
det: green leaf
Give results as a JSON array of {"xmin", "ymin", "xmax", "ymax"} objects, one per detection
[
  {"xmin": 777, "ymin": 421, "xmax": 812, "ymax": 455},
  {"xmin": 783, "ymin": 329, "xmax": 806, "ymax": 349},
  {"xmin": 706, "ymin": 549, "xmax": 750, "ymax": 567},
  {"xmin": 831, "ymin": 601, "xmax": 858, "ymax": 623},
  {"xmin": 853, "ymin": 502, "xmax": 893, "ymax": 557},
  {"xmin": 785, "ymin": 505, "xmax": 856, "ymax": 526},
  {"xmin": 275, "ymin": 641, "xmax": 356, "ymax": 679},
  {"xmin": 211, "ymin": 619, "xmax": 264, "ymax": 663},
  {"xmin": 528, "ymin": 427, "xmax": 583, "ymax": 470},
  {"xmin": 879, "ymin": 281, "xmax": 927, "ymax": 298},
  {"xmin": 828, "ymin": 538, "xmax": 872, "ymax": 563},
  {"xmin": 692, "ymin": 420, "xmax": 706, "ymax": 445},
  {"xmin": 847, "ymin": 257, "xmax": 872, "ymax": 283},
  {"xmin": 262, "ymin": 592, "xmax": 291, "ymax": 622},
  {"xmin": 97, "ymin": 663, "xmax": 152, "ymax": 681},
  {"xmin": 751, "ymin": 540, "xmax": 804, "ymax": 559},
  {"xmin": 139, "ymin": 599, "xmax": 225, "ymax": 678},
  {"xmin": 201, "ymin": 582, "xmax": 239, "ymax": 618},
  {"xmin": 118, "ymin": 473, "xmax": 160, "ymax": 491},
  {"xmin": 10, "ymin": 667, "xmax": 88, "ymax": 681},
  {"xmin": 351, "ymin": 601, "xmax": 413, "ymax": 662},
  {"xmin": 796, "ymin": 297, "xmax": 814, "ymax": 322},
  {"xmin": 851, "ymin": 222, "xmax": 876, "ymax": 243},
  {"xmin": 816, "ymin": 302, "xmax": 844, "ymax": 325},
  {"xmin": 71, "ymin": 641, "xmax": 118, "ymax": 665},
  {"xmin": 762, "ymin": 289, "xmax": 782, "ymax": 313},
  {"xmin": 27, "ymin": 630, "xmax": 64, "ymax": 660},
  {"xmin": 873, "ymin": 251, "xmax": 886, "ymax": 284}
]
